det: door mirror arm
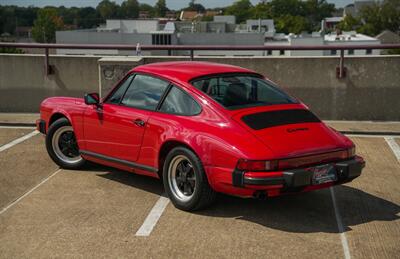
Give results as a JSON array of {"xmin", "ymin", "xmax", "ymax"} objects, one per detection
[{"xmin": 84, "ymin": 93, "xmax": 102, "ymax": 109}]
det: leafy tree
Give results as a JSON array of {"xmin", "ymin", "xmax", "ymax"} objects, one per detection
[
  {"xmin": 356, "ymin": 0, "xmax": 400, "ymax": 36},
  {"xmin": 276, "ymin": 15, "xmax": 311, "ymax": 34},
  {"xmin": 0, "ymin": 46, "xmax": 24, "ymax": 54},
  {"xmin": 32, "ymin": 8, "xmax": 64, "ymax": 43},
  {"xmin": 303, "ymin": 0, "xmax": 335, "ymax": 30},
  {"xmin": 270, "ymin": 0, "xmax": 305, "ymax": 17},
  {"xmin": 139, "ymin": 3, "xmax": 155, "ymax": 17},
  {"xmin": 155, "ymin": 0, "xmax": 168, "ymax": 17},
  {"xmin": 185, "ymin": 0, "xmax": 206, "ymax": 13},
  {"xmin": 120, "ymin": 0, "xmax": 140, "ymax": 18},
  {"xmin": 225, "ymin": 0, "xmax": 253, "ymax": 23},
  {"xmin": 77, "ymin": 7, "xmax": 100, "ymax": 28},
  {"xmin": 58, "ymin": 6, "xmax": 78, "ymax": 25},
  {"xmin": 96, "ymin": 0, "xmax": 119, "ymax": 20},
  {"xmin": 251, "ymin": 2, "xmax": 273, "ymax": 19},
  {"xmin": 380, "ymin": 0, "xmax": 400, "ymax": 33},
  {"xmin": 337, "ymin": 14, "xmax": 361, "ymax": 31}
]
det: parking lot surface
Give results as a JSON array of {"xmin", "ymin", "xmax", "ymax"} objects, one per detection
[{"xmin": 0, "ymin": 126, "xmax": 399, "ymax": 258}]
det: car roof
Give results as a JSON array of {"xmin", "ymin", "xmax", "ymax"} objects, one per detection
[{"xmin": 131, "ymin": 61, "xmax": 260, "ymax": 83}]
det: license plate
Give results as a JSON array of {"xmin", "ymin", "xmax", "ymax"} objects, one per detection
[{"xmin": 311, "ymin": 164, "xmax": 337, "ymax": 185}]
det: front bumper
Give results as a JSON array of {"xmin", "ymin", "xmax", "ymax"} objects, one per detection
[
  {"xmin": 36, "ymin": 119, "xmax": 46, "ymax": 134},
  {"xmin": 232, "ymin": 156, "xmax": 365, "ymax": 191}
]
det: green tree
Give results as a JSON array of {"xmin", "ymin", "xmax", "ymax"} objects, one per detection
[
  {"xmin": 155, "ymin": 0, "xmax": 168, "ymax": 17},
  {"xmin": 225, "ymin": 0, "xmax": 253, "ymax": 23},
  {"xmin": 303, "ymin": 0, "xmax": 335, "ymax": 30},
  {"xmin": 270, "ymin": 0, "xmax": 305, "ymax": 17},
  {"xmin": 96, "ymin": 0, "xmax": 119, "ymax": 20},
  {"xmin": 337, "ymin": 14, "xmax": 361, "ymax": 31},
  {"xmin": 356, "ymin": 0, "xmax": 400, "ymax": 36},
  {"xmin": 251, "ymin": 2, "xmax": 273, "ymax": 19},
  {"xmin": 186, "ymin": 0, "xmax": 206, "ymax": 13},
  {"xmin": 276, "ymin": 15, "xmax": 311, "ymax": 34},
  {"xmin": 139, "ymin": 3, "xmax": 155, "ymax": 17},
  {"xmin": 120, "ymin": 0, "xmax": 140, "ymax": 18},
  {"xmin": 32, "ymin": 8, "xmax": 64, "ymax": 43},
  {"xmin": 380, "ymin": 0, "xmax": 400, "ymax": 33},
  {"xmin": 77, "ymin": 7, "xmax": 100, "ymax": 28}
]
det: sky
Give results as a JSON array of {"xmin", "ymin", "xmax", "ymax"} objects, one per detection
[{"xmin": 0, "ymin": 0, "xmax": 354, "ymax": 9}]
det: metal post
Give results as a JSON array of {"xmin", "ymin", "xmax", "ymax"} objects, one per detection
[
  {"xmin": 44, "ymin": 47, "xmax": 50, "ymax": 75},
  {"xmin": 339, "ymin": 49, "xmax": 344, "ymax": 78},
  {"xmin": 190, "ymin": 49, "xmax": 194, "ymax": 61}
]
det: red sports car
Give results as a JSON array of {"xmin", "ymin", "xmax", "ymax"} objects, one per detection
[{"xmin": 37, "ymin": 61, "xmax": 365, "ymax": 211}]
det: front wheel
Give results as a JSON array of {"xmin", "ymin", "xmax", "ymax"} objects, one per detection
[
  {"xmin": 163, "ymin": 147, "xmax": 216, "ymax": 211},
  {"xmin": 45, "ymin": 118, "xmax": 85, "ymax": 169}
]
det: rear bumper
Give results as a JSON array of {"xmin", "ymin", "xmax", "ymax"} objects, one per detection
[
  {"xmin": 233, "ymin": 156, "xmax": 365, "ymax": 190},
  {"xmin": 36, "ymin": 119, "xmax": 46, "ymax": 134}
]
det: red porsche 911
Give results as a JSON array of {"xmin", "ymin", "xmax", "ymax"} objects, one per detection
[{"xmin": 37, "ymin": 61, "xmax": 365, "ymax": 211}]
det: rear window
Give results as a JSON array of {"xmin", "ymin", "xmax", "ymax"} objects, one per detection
[{"xmin": 190, "ymin": 74, "xmax": 297, "ymax": 110}]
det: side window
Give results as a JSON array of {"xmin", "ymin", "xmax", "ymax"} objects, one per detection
[
  {"xmin": 121, "ymin": 74, "xmax": 169, "ymax": 110},
  {"xmin": 159, "ymin": 86, "xmax": 201, "ymax": 115},
  {"xmin": 107, "ymin": 74, "xmax": 134, "ymax": 104}
]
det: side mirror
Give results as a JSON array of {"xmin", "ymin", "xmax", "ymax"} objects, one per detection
[{"xmin": 84, "ymin": 93, "xmax": 100, "ymax": 106}]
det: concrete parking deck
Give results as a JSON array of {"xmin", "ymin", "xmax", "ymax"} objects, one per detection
[
  {"xmin": 1, "ymin": 113, "xmax": 400, "ymax": 135},
  {"xmin": 0, "ymin": 125, "xmax": 399, "ymax": 258}
]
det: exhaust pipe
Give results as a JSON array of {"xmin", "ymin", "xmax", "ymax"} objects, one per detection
[{"xmin": 253, "ymin": 190, "xmax": 267, "ymax": 200}]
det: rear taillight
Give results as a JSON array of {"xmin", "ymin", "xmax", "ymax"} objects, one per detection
[
  {"xmin": 236, "ymin": 159, "xmax": 278, "ymax": 171},
  {"xmin": 348, "ymin": 146, "xmax": 356, "ymax": 158},
  {"xmin": 237, "ymin": 147, "xmax": 356, "ymax": 172}
]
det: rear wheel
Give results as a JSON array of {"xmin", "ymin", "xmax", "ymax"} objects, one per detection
[
  {"xmin": 163, "ymin": 147, "xmax": 216, "ymax": 211},
  {"xmin": 45, "ymin": 118, "xmax": 85, "ymax": 169}
]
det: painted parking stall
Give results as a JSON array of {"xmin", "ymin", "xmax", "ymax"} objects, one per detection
[{"xmin": 0, "ymin": 126, "xmax": 399, "ymax": 258}]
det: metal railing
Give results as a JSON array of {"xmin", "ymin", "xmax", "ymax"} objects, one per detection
[{"xmin": 1, "ymin": 42, "xmax": 400, "ymax": 78}]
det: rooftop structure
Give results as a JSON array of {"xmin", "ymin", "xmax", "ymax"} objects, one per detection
[{"xmin": 56, "ymin": 18, "xmax": 382, "ymax": 57}]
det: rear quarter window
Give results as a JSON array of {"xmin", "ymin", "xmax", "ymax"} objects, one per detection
[{"xmin": 159, "ymin": 86, "xmax": 201, "ymax": 116}]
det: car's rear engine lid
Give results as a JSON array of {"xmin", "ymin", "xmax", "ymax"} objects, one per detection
[
  {"xmin": 241, "ymin": 109, "xmax": 320, "ymax": 130},
  {"xmin": 233, "ymin": 108, "xmax": 347, "ymax": 158}
]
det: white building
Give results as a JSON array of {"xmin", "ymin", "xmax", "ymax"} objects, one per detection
[
  {"xmin": 99, "ymin": 19, "xmax": 160, "ymax": 33},
  {"xmin": 56, "ymin": 18, "xmax": 381, "ymax": 57},
  {"xmin": 264, "ymin": 31, "xmax": 381, "ymax": 57}
]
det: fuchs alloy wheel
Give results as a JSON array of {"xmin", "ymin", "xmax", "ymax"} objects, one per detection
[
  {"xmin": 45, "ymin": 118, "xmax": 85, "ymax": 169},
  {"xmin": 163, "ymin": 147, "xmax": 216, "ymax": 211}
]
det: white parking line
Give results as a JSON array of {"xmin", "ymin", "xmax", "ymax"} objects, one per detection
[
  {"xmin": 0, "ymin": 169, "xmax": 61, "ymax": 216},
  {"xmin": 0, "ymin": 130, "xmax": 39, "ymax": 152},
  {"xmin": 345, "ymin": 134, "xmax": 400, "ymax": 138},
  {"xmin": 0, "ymin": 126, "xmax": 36, "ymax": 129},
  {"xmin": 384, "ymin": 137, "xmax": 400, "ymax": 161},
  {"xmin": 330, "ymin": 187, "xmax": 351, "ymax": 259},
  {"xmin": 135, "ymin": 196, "xmax": 170, "ymax": 236}
]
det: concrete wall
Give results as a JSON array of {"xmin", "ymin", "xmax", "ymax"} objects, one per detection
[
  {"xmin": 140, "ymin": 56, "xmax": 400, "ymax": 121},
  {"xmin": 1, "ymin": 54, "xmax": 399, "ymax": 121},
  {"xmin": 0, "ymin": 54, "xmax": 100, "ymax": 112}
]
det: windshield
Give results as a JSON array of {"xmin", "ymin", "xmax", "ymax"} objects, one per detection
[{"xmin": 190, "ymin": 74, "xmax": 297, "ymax": 110}]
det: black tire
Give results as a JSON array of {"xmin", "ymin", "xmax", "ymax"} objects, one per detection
[
  {"xmin": 163, "ymin": 147, "xmax": 216, "ymax": 211},
  {"xmin": 45, "ymin": 117, "xmax": 85, "ymax": 169}
]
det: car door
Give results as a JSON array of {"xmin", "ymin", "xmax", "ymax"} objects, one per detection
[{"xmin": 82, "ymin": 73, "xmax": 170, "ymax": 162}]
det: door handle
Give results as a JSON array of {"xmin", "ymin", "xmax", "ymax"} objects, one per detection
[{"xmin": 133, "ymin": 119, "xmax": 145, "ymax": 127}]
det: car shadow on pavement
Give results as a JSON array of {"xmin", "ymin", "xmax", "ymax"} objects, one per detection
[
  {"xmin": 93, "ymin": 165, "xmax": 399, "ymax": 234},
  {"xmin": 91, "ymin": 164, "xmax": 164, "ymax": 196},
  {"xmin": 197, "ymin": 185, "xmax": 400, "ymax": 234}
]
